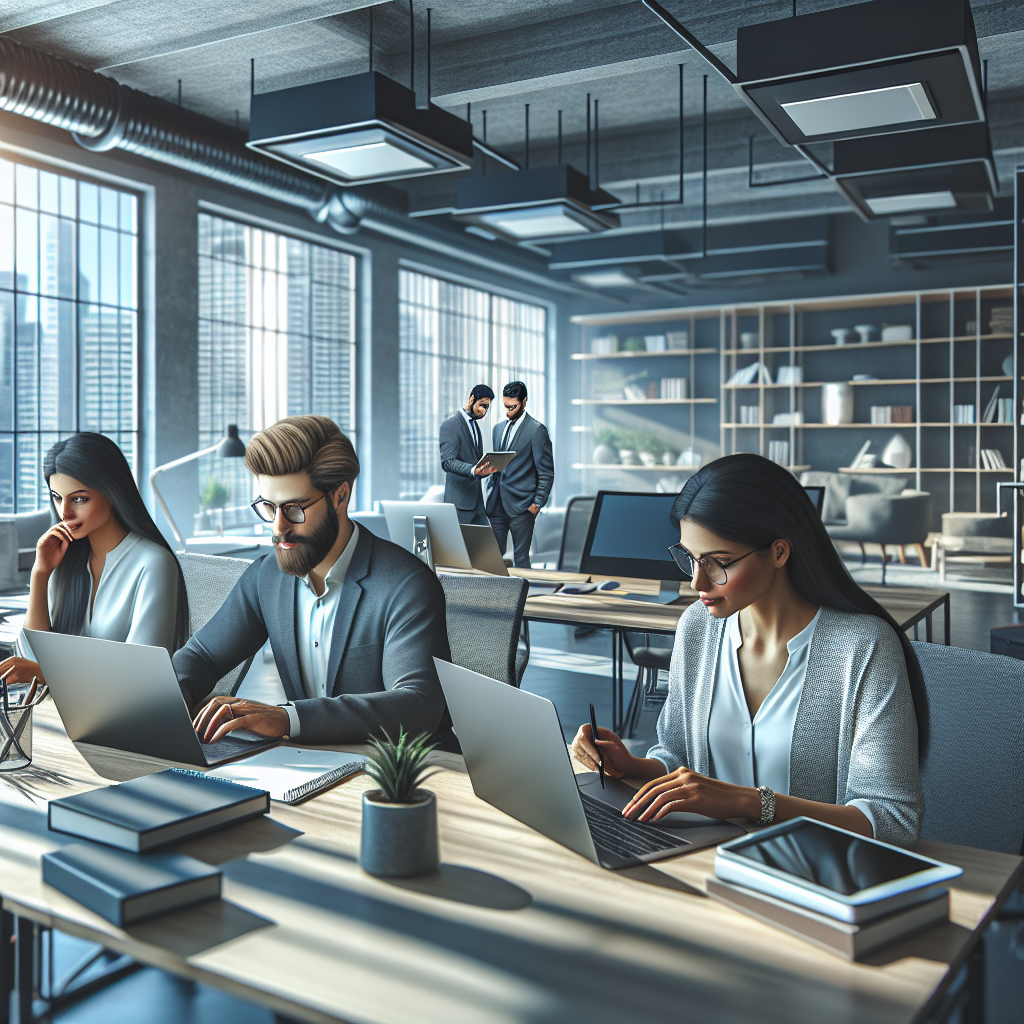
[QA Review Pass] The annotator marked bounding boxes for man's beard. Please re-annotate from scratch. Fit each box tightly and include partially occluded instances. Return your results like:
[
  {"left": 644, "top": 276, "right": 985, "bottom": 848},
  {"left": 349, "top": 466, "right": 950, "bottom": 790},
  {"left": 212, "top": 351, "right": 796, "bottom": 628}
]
[{"left": 273, "top": 500, "right": 339, "bottom": 577}]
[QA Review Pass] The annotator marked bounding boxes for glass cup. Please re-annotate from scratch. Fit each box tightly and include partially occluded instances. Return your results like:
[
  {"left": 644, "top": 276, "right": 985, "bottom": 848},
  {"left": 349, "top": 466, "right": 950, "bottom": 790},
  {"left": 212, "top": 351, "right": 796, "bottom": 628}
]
[{"left": 0, "top": 703, "right": 33, "bottom": 771}]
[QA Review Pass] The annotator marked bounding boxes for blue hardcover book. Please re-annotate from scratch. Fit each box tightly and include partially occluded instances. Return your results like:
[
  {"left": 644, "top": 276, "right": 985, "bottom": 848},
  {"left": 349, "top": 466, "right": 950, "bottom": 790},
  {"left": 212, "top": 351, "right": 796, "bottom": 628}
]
[
  {"left": 42, "top": 843, "right": 222, "bottom": 926},
  {"left": 48, "top": 769, "right": 269, "bottom": 852}
]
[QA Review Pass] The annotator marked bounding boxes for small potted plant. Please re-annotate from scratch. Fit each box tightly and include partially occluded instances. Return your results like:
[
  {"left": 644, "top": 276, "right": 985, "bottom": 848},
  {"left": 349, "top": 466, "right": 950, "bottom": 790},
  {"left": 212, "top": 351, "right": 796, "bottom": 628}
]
[
  {"left": 359, "top": 728, "right": 439, "bottom": 878},
  {"left": 591, "top": 429, "right": 620, "bottom": 465}
]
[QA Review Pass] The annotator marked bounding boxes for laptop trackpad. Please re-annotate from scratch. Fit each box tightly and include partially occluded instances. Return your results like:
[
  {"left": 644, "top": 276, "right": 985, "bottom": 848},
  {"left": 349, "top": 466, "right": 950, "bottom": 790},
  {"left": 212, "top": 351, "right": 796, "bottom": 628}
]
[{"left": 577, "top": 773, "right": 730, "bottom": 828}]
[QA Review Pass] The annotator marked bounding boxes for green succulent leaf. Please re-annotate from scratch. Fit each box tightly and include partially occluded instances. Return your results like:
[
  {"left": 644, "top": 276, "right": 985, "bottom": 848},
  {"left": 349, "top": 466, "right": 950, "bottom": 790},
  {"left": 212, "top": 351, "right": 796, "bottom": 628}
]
[{"left": 363, "top": 727, "right": 438, "bottom": 804}]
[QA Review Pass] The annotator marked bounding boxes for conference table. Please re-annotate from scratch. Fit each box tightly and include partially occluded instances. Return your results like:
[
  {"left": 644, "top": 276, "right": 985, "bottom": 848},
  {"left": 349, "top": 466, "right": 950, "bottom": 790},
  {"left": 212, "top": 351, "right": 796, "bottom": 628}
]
[
  {"left": 517, "top": 572, "right": 951, "bottom": 732},
  {"left": 1, "top": 703, "right": 1019, "bottom": 1024}
]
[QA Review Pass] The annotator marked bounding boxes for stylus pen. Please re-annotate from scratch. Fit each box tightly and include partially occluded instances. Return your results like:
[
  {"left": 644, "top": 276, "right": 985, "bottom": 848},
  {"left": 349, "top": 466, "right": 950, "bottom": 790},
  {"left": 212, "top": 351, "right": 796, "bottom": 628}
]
[{"left": 588, "top": 702, "right": 605, "bottom": 789}]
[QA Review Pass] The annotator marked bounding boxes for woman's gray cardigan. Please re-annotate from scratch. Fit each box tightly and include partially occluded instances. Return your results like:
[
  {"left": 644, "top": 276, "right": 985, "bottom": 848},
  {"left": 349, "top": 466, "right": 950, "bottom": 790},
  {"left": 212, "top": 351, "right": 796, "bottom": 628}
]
[{"left": 647, "top": 603, "right": 924, "bottom": 848}]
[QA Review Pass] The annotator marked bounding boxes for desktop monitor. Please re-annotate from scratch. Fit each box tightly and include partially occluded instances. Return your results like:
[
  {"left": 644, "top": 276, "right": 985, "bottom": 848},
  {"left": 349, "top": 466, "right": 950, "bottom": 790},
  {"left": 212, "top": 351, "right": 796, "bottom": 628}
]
[
  {"left": 579, "top": 491, "right": 686, "bottom": 582},
  {"left": 380, "top": 501, "right": 472, "bottom": 569}
]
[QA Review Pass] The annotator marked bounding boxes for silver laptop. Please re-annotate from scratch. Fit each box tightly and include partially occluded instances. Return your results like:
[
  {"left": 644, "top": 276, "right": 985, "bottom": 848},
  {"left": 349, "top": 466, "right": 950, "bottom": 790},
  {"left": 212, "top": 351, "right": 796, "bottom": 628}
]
[
  {"left": 434, "top": 658, "right": 745, "bottom": 869},
  {"left": 24, "top": 629, "right": 280, "bottom": 767},
  {"left": 460, "top": 525, "right": 509, "bottom": 576}
]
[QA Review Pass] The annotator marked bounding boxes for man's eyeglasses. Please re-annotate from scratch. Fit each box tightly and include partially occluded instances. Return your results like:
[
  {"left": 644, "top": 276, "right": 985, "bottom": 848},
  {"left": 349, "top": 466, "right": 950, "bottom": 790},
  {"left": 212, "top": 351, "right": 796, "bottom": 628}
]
[
  {"left": 250, "top": 492, "right": 326, "bottom": 525},
  {"left": 667, "top": 543, "right": 770, "bottom": 586}
]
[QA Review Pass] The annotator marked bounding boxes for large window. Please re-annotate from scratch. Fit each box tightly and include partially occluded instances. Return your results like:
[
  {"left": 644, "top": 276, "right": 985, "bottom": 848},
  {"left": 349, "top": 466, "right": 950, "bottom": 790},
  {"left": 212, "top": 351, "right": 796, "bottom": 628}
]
[
  {"left": 398, "top": 269, "right": 547, "bottom": 500},
  {"left": 197, "top": 214, "right": 357, "bottom": 524},
  {"left": 0, "top": 158, "right": 138, "bottom": 512}
]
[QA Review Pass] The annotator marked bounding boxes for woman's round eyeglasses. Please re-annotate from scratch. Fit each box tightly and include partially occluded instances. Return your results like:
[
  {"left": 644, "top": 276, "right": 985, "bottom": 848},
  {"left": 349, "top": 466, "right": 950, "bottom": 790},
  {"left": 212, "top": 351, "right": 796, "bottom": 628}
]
[
  {"left": 667, "top": 543, "right": 769, "bottom": 586},
  {"left": 250, "top": 492, "right": 326, "bottom": 525}
]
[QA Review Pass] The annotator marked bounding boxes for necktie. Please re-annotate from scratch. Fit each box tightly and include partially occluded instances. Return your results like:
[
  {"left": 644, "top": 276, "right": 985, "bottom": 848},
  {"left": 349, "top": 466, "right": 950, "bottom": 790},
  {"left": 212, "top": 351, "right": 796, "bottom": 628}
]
[
  {"left": 501, "top": 420, "right": 514, "bottom": 451},
  {"left": 472, "top": 417, "right": 481, "bottom": 453}
]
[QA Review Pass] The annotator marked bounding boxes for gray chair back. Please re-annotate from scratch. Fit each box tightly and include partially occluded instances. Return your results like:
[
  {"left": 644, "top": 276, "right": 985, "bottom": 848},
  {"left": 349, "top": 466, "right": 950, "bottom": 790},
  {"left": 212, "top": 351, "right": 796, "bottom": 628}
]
[
  {"left": 912, "top": 641, "right": 1024, "bottom": 854},
  {"left": 558, "top": 495, "right": 595, "bottom": 572},
  {"left": 177, "top": 552, "right": 254, "bottom": 697},
  {"left": 439, "top": 573, "right": 529, "bottom": 687}
]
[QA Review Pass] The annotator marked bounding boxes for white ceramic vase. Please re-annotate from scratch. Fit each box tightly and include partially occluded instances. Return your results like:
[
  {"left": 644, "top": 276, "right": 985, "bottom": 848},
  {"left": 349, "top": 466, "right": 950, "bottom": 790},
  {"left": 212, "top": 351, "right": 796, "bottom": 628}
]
[
  {"left": 822, "top": 383, "right": 854, "bottom": 425},
  {"left": 592, "top": 444, "right": 619, "bottom": 465},
  {"left": 881, "top": 433, "right": 913, "bottom": 470}
]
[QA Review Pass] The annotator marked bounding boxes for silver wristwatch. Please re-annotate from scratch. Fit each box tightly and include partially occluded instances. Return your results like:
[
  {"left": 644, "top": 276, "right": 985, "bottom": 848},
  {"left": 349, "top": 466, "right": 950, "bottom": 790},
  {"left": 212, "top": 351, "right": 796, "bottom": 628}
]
[{"left": 757, "top": 785, "right": 776, "bottom": 826}]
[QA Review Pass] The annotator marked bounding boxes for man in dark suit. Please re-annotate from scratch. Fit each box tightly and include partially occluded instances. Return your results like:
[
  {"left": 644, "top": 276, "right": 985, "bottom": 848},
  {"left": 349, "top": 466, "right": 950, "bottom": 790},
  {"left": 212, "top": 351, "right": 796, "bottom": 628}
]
[
  {"left": 439, "top": 384, "right": 497, "bottom": 526},
  {"left": 486, "top": 381, "right": 554, "bottom": 568},
  {"left": 175, "top": 415, "right": 454, "bottom": 748}
]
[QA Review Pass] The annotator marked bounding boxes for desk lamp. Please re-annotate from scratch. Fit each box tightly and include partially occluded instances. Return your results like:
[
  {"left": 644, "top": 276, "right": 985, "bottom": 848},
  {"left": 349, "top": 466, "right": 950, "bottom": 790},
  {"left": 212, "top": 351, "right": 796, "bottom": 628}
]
[{"left": 150, "top": 426, "right": 246, "bottom": 549}]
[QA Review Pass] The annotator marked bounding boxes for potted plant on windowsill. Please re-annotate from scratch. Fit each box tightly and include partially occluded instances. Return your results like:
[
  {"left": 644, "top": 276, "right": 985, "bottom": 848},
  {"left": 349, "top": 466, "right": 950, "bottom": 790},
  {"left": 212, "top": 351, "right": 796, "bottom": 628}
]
[{"left": 359, "top": 728, "right": 439, "bottom": 878}]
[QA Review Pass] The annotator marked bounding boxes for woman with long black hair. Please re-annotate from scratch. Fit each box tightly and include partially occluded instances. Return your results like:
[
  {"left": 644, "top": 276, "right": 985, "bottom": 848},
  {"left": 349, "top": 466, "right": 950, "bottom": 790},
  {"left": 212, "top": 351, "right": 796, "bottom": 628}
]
[
  {"left": 572, "top": 453, "right": 925, "bottom": 849},
  {"left": 0, "top": 433, "right": 188, "bottom": 687}
]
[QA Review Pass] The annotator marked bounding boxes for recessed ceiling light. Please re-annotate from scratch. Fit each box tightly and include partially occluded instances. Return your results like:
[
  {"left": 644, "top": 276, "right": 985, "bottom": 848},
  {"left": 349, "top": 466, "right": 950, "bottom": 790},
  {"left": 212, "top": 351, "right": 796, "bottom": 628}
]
[
  {"left": 572, "top": 269, "right": 637, "bottom": 288},
  {"left": 782, "top": 83, "right": 935, "bottom": 137},
  {"left": 865, "top": 190, "right": 957, "bottom": 215},
  {"left": 454, "top": 165, "right": 620, "bottom": 243},
  {"left": 248, "top": 72, "right": 473, "bottom": 186}
]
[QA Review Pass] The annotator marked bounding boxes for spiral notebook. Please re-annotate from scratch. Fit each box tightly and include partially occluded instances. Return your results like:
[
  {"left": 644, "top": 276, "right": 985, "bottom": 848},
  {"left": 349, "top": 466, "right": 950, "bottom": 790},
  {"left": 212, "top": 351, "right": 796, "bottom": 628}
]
[{"left": 207, "top": 748, "right": 366, "bottom": 804}]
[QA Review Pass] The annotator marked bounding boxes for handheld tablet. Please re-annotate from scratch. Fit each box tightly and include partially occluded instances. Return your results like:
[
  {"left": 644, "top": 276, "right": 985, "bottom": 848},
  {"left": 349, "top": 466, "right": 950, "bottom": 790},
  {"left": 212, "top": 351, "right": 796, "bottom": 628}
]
[
  {"left": 715, "top": 817, "right": 962, "bottom": 923},
  {"left": 474, "top": 451, "right": 517, "bottom": 472}
]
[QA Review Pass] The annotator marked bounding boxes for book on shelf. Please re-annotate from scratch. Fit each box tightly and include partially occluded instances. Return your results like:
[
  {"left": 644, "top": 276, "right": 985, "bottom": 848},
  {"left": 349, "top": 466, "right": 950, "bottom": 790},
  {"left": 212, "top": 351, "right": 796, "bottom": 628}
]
[
  {"left": 954, "top": 404, "right": 976, "bottom": 424},
  {"left": 776, "top": 366, "right": 803, "bottom": 386},
  {"left": 726, "top": 362, "right": 759, "bottom": 386},
  {"left": 48, "top": 768, "right": 270, "bottom": 852},
  {"left": 660, "top": 377, "right": 688, "bottom": 400},
  {"left": 666, "top": 330, "right": 689, "bottom": 350},
  {"left": 739, "top": 405, "right": 760, "bottom": 424},
  {"left": 998, "top": 398, "right": 1014, "bottom": 423},
  {"left": 705, "top": 877, "right": 950, "bottom": 961},
  {"left": 982, "top": 386, "right": 1000, "bottom": 424},
  {"left": 42, "top": 843, "right": 222, "bottom": 927},
  {"left": 988, "top": 306, "right": 1013, "bottom": 333},
  {"left": 772, "top": 412, "right": 803, "bottom": 425},
  {"left": 980, "top": 449, "right": 1007, "bottom": 470},
  {"left": 768, "top": 440, "right": 789, "bottom": 466},
  {"left": 870, "top": 406, "right": 914, "bottom": 424},
  {"left": 623, "top": 384, "right": 647, "bottom": 401},
  {"left": 643, "top": 334, "right": 667, "bottom": 352},
  {"left": 590, "top": 335, "right": 617, "bottom": 354}
]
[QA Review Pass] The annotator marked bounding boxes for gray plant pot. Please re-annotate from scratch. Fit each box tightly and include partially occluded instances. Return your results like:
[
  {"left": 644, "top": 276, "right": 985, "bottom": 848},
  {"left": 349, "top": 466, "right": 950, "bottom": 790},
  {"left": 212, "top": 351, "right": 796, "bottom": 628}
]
[{"left": 360, "top": 789, "right": 438, "bottom": 878}]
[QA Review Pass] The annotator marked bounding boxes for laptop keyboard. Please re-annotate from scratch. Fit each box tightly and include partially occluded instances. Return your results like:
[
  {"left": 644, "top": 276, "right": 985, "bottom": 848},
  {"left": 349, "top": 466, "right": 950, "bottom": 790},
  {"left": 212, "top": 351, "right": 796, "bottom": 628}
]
[
  {"left": 581, "top": 793, "right": 687, "bottom": 859},
  {"left": 201, "top": 734, "right": 274, "bottom": 762}
]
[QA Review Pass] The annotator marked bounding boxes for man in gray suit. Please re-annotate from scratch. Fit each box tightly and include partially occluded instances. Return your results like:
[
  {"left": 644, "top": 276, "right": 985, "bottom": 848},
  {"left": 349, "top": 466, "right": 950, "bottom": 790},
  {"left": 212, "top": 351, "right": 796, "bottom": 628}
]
[
  {"left": 177, "top": 415, "right": 454, "bottom": 749},
  {"left": 486, "top": 381, "right": 554, "bottom": 568},
  {"left": 438, "top": 384, "right": 497, "bottom": 526}
]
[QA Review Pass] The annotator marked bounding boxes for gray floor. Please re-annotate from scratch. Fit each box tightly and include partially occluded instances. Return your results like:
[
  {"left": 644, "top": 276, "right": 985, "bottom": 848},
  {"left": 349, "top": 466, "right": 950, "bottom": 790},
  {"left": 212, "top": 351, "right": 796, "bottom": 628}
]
[{"left": 31, "top": 582, "right": 1023, "bottom": 1024}]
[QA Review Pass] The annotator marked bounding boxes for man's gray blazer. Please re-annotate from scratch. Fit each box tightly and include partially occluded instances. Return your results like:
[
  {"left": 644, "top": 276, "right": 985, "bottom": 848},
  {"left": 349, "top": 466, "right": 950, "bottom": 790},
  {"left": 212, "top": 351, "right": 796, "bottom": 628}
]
[
  {"left": 439, "top": 411, "right": 484, "bottom": 511},
  {"left": 490, "top": 412, "right": 554, "bottom": 516},
  {"left": 173, "top": 528, "right": 454, "bottom": 747}
]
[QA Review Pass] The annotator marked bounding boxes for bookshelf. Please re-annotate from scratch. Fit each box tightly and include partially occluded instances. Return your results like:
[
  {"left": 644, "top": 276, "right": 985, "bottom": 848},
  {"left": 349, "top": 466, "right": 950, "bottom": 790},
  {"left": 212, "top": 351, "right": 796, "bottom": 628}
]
[{"left": 573, "top": 286, "right": 1015, "bottom": 523}]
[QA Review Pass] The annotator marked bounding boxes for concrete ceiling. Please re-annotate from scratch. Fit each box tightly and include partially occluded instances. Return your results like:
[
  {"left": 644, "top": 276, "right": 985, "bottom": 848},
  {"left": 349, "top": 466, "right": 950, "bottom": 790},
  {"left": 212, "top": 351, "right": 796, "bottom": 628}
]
[{"left": 3, "top": 1, "right": 1022, "bottom": 242}]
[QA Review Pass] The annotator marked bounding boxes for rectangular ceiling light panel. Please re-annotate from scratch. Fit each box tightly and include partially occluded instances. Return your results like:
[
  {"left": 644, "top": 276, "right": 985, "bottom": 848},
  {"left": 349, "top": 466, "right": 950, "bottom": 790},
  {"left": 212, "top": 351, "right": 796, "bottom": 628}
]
[
  {"left": 782, "top": 83, "right": 935, "bottom": 137},
  {"left": 864, "top": 190, "right": 957, "bottom": 215},
  {"left": 477, "top": 204, "right": 597, "bottom": 240}
]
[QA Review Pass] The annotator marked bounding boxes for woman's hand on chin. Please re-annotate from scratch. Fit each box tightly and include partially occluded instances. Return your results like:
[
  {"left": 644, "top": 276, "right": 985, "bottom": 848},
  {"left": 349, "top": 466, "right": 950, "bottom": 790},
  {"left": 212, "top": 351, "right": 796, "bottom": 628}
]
[
  {"left": 33, "top": 523, "right": 75, "bottom": 577},
  {"left": 622, "top": 766, "right": 759, "bottom": 822}
]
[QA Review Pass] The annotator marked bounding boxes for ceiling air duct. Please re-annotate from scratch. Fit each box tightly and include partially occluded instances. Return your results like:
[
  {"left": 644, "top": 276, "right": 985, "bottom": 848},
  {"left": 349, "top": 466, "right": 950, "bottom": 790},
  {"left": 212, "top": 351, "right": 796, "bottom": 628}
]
[{"left": 453, "top": 165, "right": 619, "bottom": 242}]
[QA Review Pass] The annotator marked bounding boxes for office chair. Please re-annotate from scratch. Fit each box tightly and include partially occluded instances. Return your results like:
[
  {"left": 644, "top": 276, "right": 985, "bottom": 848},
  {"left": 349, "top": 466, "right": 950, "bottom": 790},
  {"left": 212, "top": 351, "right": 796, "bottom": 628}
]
[
  {"left": 557, "top": 495, "right": 596, "bottom": 572},
  {"left": 912, "top": 641, "right": 1024, "bottom": 855},
  {"left": 621, "top": 634, "right": 673, "bottom": 738},
  {"left": 438, "top": 573, "right": 529, "bottom": 686},
  {"left": 177, "top": 552, "right": 255, "bottom": 696}
]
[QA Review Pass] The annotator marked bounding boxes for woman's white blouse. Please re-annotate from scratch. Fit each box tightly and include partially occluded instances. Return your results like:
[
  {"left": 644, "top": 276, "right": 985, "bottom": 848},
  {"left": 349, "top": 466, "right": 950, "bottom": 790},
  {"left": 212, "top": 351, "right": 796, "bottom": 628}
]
[
  {"left": 705, "top": 606, "right": 877, "bottom": 834},
  {"left": 707, "top": 608, "right": 820, "bottom": 795},
  {"left": 48, "top": 533, "right": 180, "bottom": 653}
]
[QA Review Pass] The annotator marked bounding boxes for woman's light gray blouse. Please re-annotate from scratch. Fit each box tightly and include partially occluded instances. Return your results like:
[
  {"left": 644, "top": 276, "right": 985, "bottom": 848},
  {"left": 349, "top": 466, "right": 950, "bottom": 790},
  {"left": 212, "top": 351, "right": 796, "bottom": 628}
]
[
  {"left": 647, "top": 603, "right": 924, "bottom": 848},
  {"left": 48, "top": 533, "right": 180, "bottom": 653}
]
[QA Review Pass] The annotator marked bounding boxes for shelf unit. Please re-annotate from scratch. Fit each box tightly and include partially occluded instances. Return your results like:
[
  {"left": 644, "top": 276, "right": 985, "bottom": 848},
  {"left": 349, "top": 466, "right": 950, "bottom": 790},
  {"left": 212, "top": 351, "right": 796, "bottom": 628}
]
[{"left": 573, "top": 286, "right": 1015, "bottom": 520}]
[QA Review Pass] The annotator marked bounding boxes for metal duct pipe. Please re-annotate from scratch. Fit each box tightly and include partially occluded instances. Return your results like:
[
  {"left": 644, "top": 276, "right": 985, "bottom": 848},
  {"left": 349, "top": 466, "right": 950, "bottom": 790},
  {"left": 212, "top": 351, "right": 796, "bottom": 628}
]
[{"left": 0, "top": 35, "right": 331, "bottom": 215}]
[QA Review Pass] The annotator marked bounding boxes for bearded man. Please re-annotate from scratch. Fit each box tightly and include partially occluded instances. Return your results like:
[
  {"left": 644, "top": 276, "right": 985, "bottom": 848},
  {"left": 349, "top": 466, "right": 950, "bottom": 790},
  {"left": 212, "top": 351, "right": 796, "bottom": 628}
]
[{"left": 174, "top": 415, "right": 454, "bottom": 748}]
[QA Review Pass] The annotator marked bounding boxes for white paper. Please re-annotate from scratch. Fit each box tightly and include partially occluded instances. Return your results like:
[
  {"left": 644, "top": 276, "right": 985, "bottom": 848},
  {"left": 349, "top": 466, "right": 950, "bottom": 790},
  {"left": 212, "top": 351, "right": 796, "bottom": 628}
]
[{"left": 208, "top": 747, "right": 366, "bottom": 801}]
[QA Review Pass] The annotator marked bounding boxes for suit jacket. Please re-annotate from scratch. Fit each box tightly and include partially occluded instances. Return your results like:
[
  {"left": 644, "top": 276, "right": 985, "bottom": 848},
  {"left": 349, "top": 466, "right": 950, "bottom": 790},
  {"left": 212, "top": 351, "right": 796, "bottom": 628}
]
[
  {"left": 172, "top": 528, "right": 454, "bottom": 747},
  {"left": 439, "top": 411, "right": 484, "bottom": 511},
  {"left": 490, "top": 412, "right": 555, "bottom": 516}
]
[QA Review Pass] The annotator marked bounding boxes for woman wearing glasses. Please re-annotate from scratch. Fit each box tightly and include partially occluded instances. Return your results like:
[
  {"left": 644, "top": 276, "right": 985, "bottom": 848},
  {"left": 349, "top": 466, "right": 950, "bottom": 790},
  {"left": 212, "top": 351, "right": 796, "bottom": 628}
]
[
  {"left": 0, "top": 433, "right": 188, "bottom": 689},
  {"left": 572, "top": 453, "right": 925, "bottom": 848}
]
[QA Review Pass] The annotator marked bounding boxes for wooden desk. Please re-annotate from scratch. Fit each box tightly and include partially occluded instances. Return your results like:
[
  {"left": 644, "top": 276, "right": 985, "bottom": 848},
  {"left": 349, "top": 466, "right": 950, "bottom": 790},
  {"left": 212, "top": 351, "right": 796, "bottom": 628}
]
[
  {"left": 523, "top": 581, "right": 950, "bottom": 729},
  {"left": 1, "top": 704, "right": 1019, "bottom": 1024}
]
